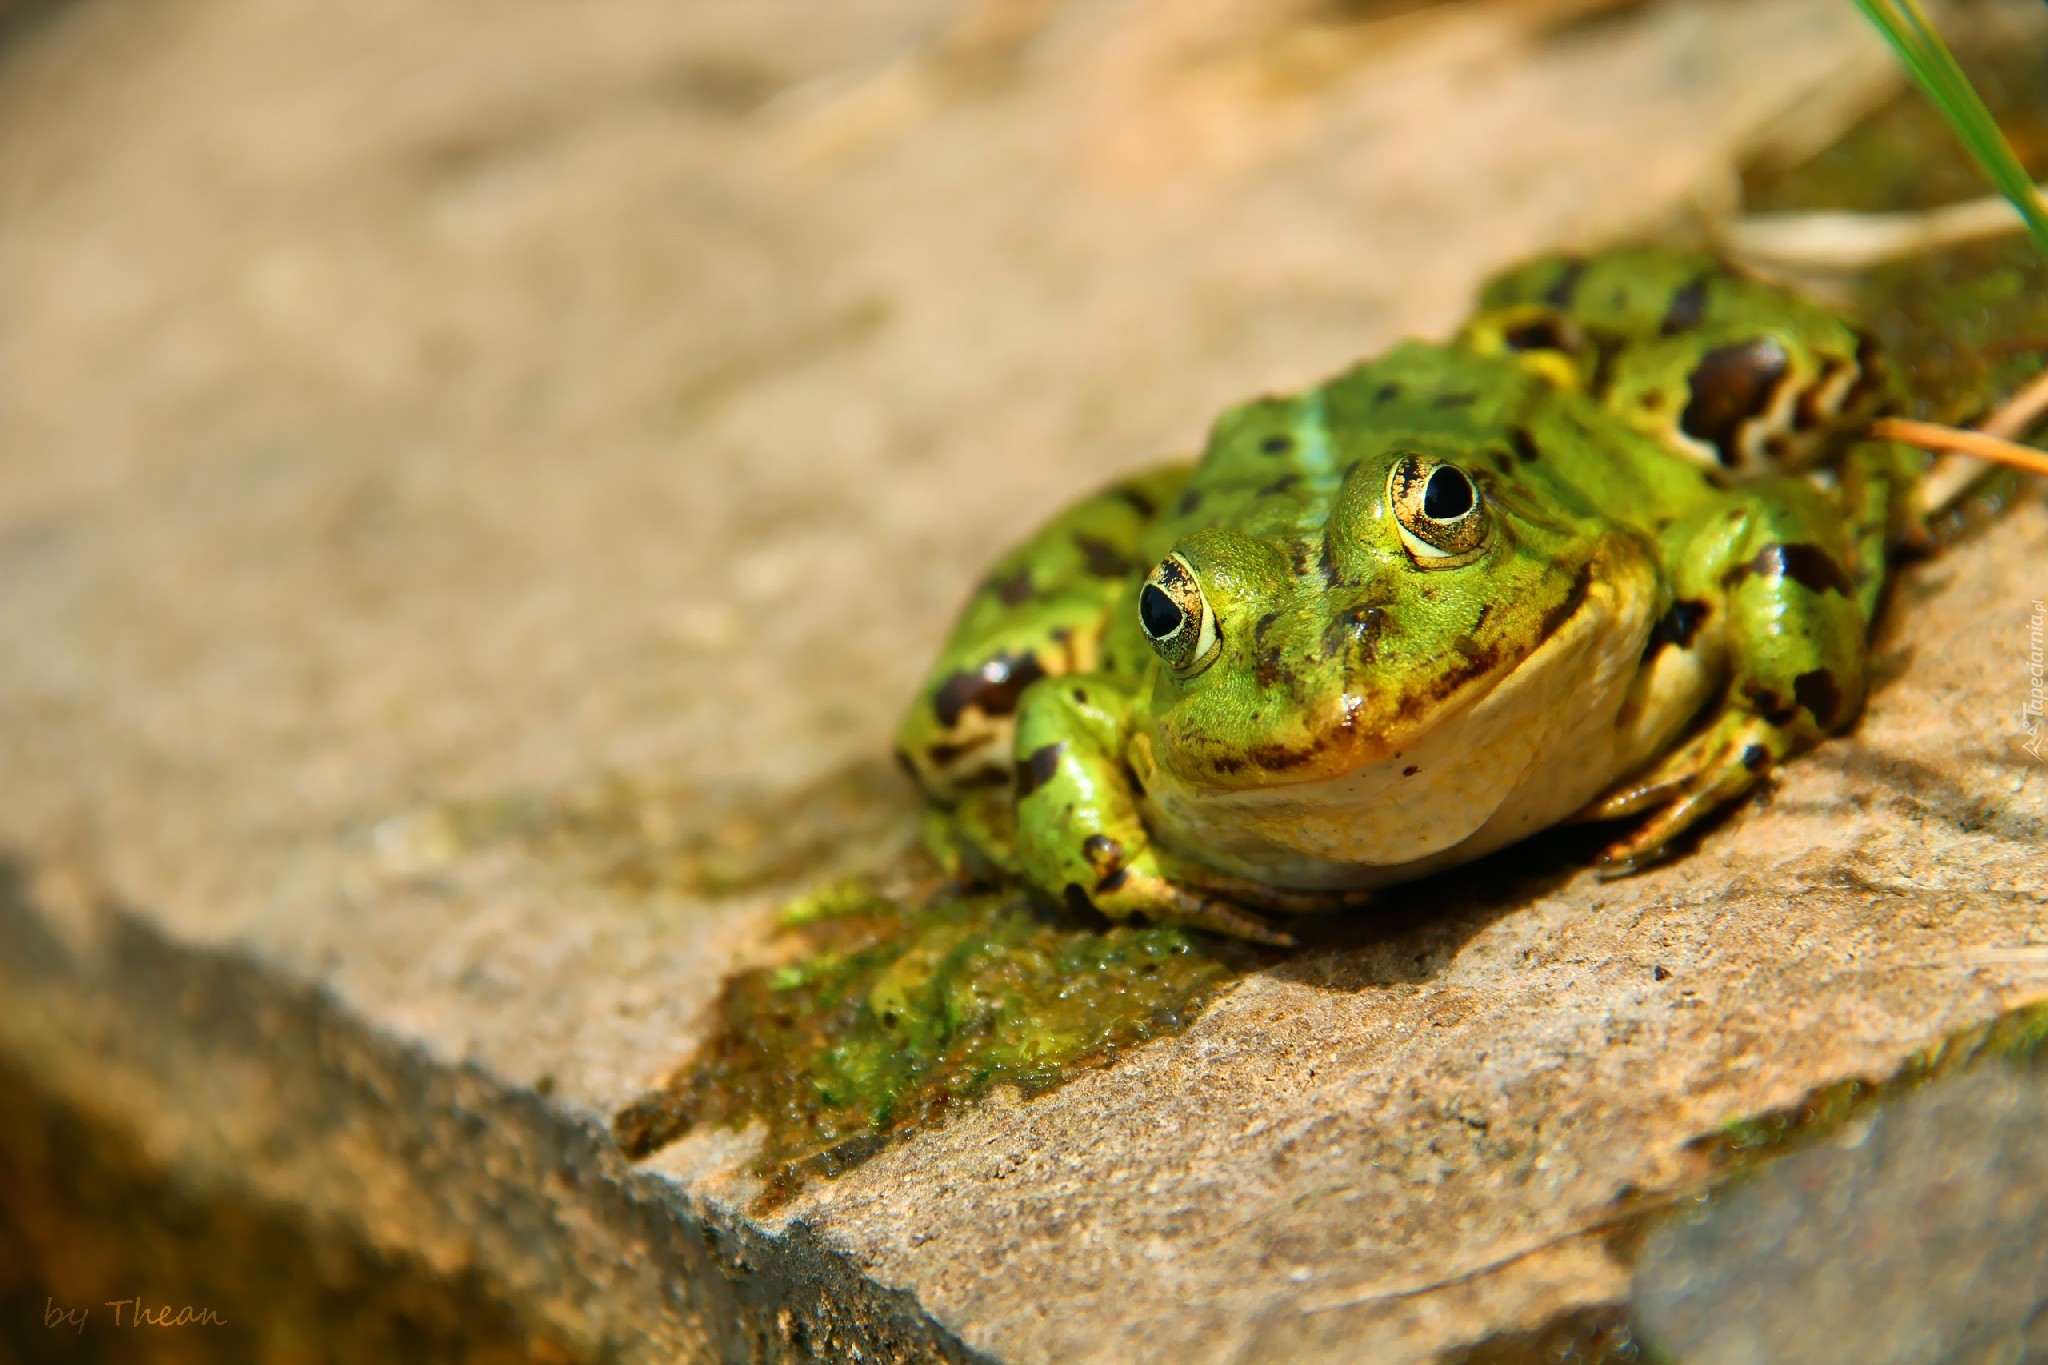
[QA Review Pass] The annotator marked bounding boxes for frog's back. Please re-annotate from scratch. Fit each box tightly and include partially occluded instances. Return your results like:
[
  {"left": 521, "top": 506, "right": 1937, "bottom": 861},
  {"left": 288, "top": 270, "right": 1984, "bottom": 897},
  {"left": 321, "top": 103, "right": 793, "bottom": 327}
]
[{"left": 1169, "top": 340, "right": 1715, "bottom": 553}]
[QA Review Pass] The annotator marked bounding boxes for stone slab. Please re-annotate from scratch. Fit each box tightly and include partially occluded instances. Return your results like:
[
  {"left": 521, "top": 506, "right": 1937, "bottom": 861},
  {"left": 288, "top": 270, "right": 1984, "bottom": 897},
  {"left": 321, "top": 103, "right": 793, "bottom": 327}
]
[{"left": 1, "top": 0, "right": 2044, "bottom": 1360}]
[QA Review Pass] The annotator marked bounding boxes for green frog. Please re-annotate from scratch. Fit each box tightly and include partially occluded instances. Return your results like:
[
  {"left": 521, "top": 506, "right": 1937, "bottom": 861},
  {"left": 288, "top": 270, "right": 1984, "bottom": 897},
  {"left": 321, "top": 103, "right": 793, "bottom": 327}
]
[{"left": 895, "top": 247, "right": 1925, "bottom": 942}]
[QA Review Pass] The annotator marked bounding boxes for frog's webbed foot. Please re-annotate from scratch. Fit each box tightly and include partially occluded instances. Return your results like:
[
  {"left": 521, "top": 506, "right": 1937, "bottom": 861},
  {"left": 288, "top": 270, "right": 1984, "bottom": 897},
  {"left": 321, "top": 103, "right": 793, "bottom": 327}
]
[{"left": 1589, "top": 709, "right": 1792, "bottom": 875}]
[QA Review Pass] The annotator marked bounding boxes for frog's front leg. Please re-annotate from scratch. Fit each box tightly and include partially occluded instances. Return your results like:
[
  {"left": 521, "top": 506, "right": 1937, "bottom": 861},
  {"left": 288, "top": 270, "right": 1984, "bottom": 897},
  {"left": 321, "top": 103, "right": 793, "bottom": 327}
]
[
  {"left": 1011, "top": 675, "right": 1297, "bottom": 945},
  {"left": 1594, "top": 477, "right": 1871, "bottom": 871}
]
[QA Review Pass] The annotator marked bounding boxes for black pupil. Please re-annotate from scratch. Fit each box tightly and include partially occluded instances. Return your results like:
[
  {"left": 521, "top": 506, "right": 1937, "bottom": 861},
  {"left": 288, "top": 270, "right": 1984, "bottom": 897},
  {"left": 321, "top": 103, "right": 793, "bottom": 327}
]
[
  {"left": 1139, "top": 583, "right": 1185, "bottom": 639},
  {"left": 1422, "top": 466, "right": 1475, "bottom": 520}
]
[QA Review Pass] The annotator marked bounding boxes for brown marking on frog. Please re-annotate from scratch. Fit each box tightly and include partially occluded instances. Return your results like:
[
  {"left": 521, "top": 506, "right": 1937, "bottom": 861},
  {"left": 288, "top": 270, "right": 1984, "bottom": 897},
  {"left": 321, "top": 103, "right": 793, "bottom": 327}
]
[
  {"left": 1741, "top": 682, "right": 1801, "bottom": 727},
  {"left": 1641, "top": 598, "right": 1710, "bottom": 661},
  {"left": 933, "top": 651, "right": 1048, "bottom": 727},
  {"left": 986, "top": 564, "right": 1036, "bottom": 606},
  {"left": 1112, "top": 484, "right": 1159, "bottom": 518},
  {"left": 1681, "top": 336, "right": 1790, "bottom": 467},
  {"left": 1015, "top": 741, "right": 1065, "bottom": 797},
  {"left": 1081, "top": 833, "right": 1126, "bottom": 892},
  {"left": 926, "top": 734, "right": 994, "bottom": 769},
  {"left": 1542, "top": 258, "right": 1586, "bottom": 309},
  {"left": 1075, "top": 534, "right": 1133, "bottom": 578},
  {"left": 1794, "top": 667, "right": 1847, "bottom": 729},
  {"left": 1722, "top": 543, "right": 1853, "bottom": 597}
]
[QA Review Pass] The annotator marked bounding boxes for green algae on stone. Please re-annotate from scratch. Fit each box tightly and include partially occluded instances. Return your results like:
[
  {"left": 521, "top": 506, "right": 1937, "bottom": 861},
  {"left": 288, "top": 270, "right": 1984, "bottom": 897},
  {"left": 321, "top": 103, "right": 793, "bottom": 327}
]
[
  {"left": 1687, "top": 997, "right": 2048, "bottom": 1180},
  {"left": 613, "top": 872, "right": 1262, "bottom": 1207},
  {"left": 1855, "top": 235, "right": 2048, "bottom": 427}
]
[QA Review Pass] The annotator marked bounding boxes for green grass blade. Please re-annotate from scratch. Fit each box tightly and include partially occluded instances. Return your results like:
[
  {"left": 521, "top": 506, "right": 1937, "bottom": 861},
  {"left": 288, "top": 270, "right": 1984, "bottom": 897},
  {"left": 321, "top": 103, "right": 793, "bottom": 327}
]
[{"left": 1851, "top": 0, "right": 2048, "bottom": 259}]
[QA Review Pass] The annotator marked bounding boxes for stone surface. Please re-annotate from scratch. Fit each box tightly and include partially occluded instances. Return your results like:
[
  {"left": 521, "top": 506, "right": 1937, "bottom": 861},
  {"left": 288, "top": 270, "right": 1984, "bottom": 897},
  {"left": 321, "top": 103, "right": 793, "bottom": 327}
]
[
  {"left": 1, "top": 0, "right": 2046, "bottom": 1360},
  {"left": 1634, "top": 1063, "right": 2048, "bottom": 1365}
]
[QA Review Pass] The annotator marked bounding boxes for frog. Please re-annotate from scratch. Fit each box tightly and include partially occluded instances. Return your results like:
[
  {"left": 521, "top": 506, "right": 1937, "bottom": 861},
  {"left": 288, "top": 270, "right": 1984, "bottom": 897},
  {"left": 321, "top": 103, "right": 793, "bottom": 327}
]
[{"left": 894, "top": 246, "right": 1924, "bottom": 943}]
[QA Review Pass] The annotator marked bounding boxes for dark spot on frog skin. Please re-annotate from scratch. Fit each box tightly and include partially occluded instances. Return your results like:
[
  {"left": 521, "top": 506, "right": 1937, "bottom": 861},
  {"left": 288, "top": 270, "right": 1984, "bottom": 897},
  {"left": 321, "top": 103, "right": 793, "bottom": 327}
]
[
  {"left": 1112, "top": 484, "right": 1159, "bottom": 518},
  {"left": 1321, "top": 604, "right": 1385, "bottom": 664},
  {"left": 1015, "top": 742, "right": 1065, "bottom": 797},
  {"left": 1641, "top": 597, "right": 1710, "bottom": 660},
  {"left": 1842, "top": 333, "right": 1887, "bottom": 415},
  {"left": 1542, "top": 258, "right": 1586, "bottom": 309},
  {"left": 1721, "top": 543, "right": 1853, "bottom": 597},
  {"left": 1536, "top": 561, "right": 1595, "bottom": 643},
  {"left": 1074, "top": 533, "right": 1133, "bottom": 578},
  {"left": 1176, "top": 488, "right": 1205, "bottom": 517},
  {"left": 1251, "top": 611, "right": 1287, "bottom": 689},
  {"left": 1316, "top": 537, "right": 1344, "bottom": 589},
  {"left": 1794, "top": 667, "right": 1846, "bottom": 729},
  {"left": 1402, "top": 765, "right": 1421, "bottom": 777},
  {"left": 893, "top": 746, "right": 922, "bottom": 787},
  {"left": 1681, "top": 336, "right": 1790, "bottom": 467},
  {"left": 926, "top": 735, "right": 993, "bottom": 769},
  {"left": 1509, "top": 426, "right": 1541, "bottom": 463},
  {"left": 986, "top": 564, "right": 1036, "bottom": 606},
  {"left": 1588, "top": 336, "right": 1624, "bottom": 397},
  {"left": 1394, "top": 638, "right": 1506, "bottom": 727},
  {"left": 1071, "top": 687, "right": 1088, "bottom": 705},
  {"left": 1433, "top": 391, "right": 1478, "bottom": 409},
  {"left": 1741, "top": 683, "right": 1801, "bottom": 728},
  {"left": 1062, "top": 883, "right": 1096, "bottom": 916},
  {"left": 1373, "top": 382, "right": 1403, "bottom": 405},
  {"left": 1503, "top": 315, "right": 1578, "bottom": 353},
  {"left": 1081, "top": 834, "right": 1127, "bottom": 891},
  {"left": 1658, "top": 275, "right": 1711, "bottom": 335},
  {"left": 1249, "top": 741, "right": 1313, "bottom": 771},
  {"left": 1470, "top": 603, "right": 1493, "bottom": 634},
  {"left": 1260, "top": 433, "right": 1295, "bottom": 455},
  {"left": 1259, "top": 473, "right": 1301, "bottom": 497},
  {"left": 1740, "top": 743, "right": 1771, "bottom": 772},
  {"left": 933, "top": 651, "right": 1047, "bottom": 727}
]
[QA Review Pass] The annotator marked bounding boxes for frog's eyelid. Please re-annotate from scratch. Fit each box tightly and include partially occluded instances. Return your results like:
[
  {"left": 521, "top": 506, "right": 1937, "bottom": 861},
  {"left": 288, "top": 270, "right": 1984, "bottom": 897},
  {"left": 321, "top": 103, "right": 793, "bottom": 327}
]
[{"left": 1396, "top": 523, "right": 1461, "bottom": 559}]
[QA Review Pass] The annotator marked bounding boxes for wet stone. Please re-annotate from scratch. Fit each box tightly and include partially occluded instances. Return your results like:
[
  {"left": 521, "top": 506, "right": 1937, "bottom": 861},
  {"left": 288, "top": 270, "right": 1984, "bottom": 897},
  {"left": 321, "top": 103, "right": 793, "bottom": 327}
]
[{"left": 1633, "top": 1063, "right": 2048, "bottom": 1365}]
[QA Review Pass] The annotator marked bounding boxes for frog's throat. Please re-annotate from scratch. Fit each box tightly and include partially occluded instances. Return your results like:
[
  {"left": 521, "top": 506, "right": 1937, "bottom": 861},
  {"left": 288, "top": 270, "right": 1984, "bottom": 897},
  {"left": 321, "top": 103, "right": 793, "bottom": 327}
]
[{"left": 1131, "top": 568, "right": 1658, "bottom": 888}]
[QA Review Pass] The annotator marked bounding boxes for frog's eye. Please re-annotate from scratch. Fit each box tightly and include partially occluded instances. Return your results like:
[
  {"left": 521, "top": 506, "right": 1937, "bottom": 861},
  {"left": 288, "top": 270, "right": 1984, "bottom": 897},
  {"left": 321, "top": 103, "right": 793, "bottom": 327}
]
[
  {"left": 1387, "top": 454, "right": 1489, "bottom": 565},
  {"left": 1138, "top": 553, "right": 1220, "bottom": 675}
]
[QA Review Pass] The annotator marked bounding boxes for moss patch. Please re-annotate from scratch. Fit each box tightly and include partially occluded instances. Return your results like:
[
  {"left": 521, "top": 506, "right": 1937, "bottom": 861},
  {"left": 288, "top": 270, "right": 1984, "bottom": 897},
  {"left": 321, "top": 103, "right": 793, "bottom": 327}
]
[{"left": 613, "top": 870, "right": 1264, "bottom": 1208}]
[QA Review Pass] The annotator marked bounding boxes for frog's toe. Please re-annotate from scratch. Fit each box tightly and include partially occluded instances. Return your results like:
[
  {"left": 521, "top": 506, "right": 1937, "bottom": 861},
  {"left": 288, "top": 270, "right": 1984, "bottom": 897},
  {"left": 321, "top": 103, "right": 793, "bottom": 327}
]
[
  {"left": 1596, "top": 715, "right": 1790, "bottom": 874},
  {"left": 1079, "top": 868, "right": 1297, "bottom": 946}
]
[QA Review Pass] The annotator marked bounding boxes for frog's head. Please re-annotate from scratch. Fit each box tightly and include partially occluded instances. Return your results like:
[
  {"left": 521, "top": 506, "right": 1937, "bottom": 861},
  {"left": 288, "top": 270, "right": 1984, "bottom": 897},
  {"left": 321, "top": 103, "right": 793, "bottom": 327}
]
[{"left": 1130, "top": 432, "right": 1638, "bottom": 793}]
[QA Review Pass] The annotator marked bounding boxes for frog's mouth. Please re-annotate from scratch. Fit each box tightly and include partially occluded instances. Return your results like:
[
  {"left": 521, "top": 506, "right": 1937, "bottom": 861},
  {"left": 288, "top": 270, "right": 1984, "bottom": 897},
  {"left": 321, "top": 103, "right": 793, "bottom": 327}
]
[
  {"left": 1135, "top": 558, "right": 1650, "bottom": 886},
  {"left": 1203, "top": 558, "right": 1601, "bottom": 789}
]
